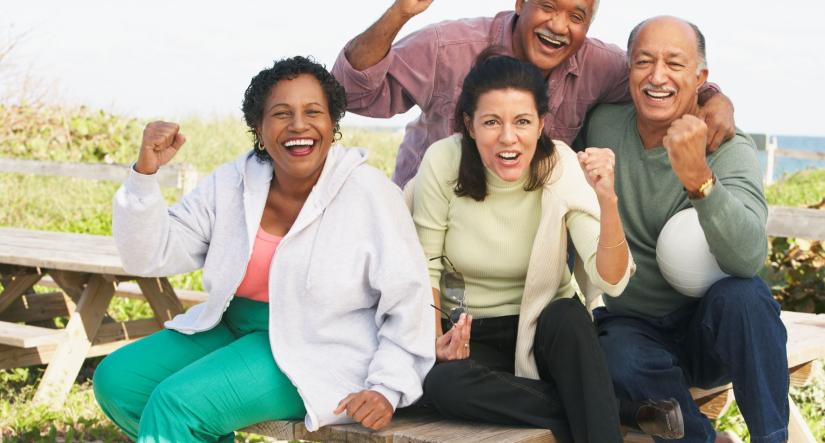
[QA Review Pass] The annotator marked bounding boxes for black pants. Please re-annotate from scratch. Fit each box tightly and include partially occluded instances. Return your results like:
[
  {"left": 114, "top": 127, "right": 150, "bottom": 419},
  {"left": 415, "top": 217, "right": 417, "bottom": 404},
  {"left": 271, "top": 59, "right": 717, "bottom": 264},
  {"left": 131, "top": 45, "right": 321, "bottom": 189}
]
[{"left": 423, "top": 297, "right": 623, "bottom": 443}]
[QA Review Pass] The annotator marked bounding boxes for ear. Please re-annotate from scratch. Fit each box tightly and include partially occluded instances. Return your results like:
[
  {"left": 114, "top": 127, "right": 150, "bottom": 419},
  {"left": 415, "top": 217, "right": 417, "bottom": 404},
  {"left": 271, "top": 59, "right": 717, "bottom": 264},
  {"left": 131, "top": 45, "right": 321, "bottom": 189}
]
[
  {"left": 538, "top": 118, "right": 545, "bottom": 138},
  {"left": 697, "top": 68, "right": 709, "bottom": 87},
  {"left": 515, "top": 0, "right": 526, "bottom": 15},
  {"left": 464, "top": 114, "right": 476, "bottom": 139}
]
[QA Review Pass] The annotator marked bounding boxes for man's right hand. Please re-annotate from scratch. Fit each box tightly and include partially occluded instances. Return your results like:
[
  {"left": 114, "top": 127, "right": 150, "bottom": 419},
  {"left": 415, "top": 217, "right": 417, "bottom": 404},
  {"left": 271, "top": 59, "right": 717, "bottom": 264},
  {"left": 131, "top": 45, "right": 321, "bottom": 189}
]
[
  {"left": 135, "top": 121, "right": 186, "bottom": 175},
  {"left": 391, "top": 0, "right": 434, "bottom": 19}
]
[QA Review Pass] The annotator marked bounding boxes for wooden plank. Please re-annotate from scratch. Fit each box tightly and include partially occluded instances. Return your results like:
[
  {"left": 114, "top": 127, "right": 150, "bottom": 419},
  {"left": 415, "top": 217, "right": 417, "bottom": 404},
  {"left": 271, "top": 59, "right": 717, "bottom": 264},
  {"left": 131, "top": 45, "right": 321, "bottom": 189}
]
[
  {"left": 93, "top": 318, "right": 160, "bottom": 343},
  {"left": 0, "top": 228, "right": 127, "bottom": 275},
  {"left": 788, "top": 395, "right": 817, "bottom": 443},
  {"left": 0, "top": 320, "right": 65, "bottom": 347},
  {"left": 0, "top": 272, "right": 43, "bottom": 313},
  {"left": 0, "top": 157, "right": 192, "bottom": 189},
  {"left": 623, "top": 431, "right": 654, "bottom": 443},
  {"left": 0, "top": 330, "right": 146, "bottom": 370},
  {"left": 38, "top": 276, "right": 208, "bottom": 306},
  {"left": 0, "top": 292, "right": 74, "bottom": 323},
  {"left": 766, "top": 207, "right": 825, "bottom": 240},
  {"left": 774, "top": 148, "right": 825, "bottom": 162},
  {"left": 49, "top": 270, "right": 91, "bottom": 301},
  {"left": 136, "top": 278, "right": 184, "bottom": 325},
  {"left": 0, "top": 244, "right": 125, "bottom": 275},
  {"left": 32, "top": 274, "right": 115, "bottom": 406},
  {"left": 695, "top": 389, "right": 734, "bottom": 420},
  {"left": 790, "top": 361, "right": 818, "bottom": 387}
]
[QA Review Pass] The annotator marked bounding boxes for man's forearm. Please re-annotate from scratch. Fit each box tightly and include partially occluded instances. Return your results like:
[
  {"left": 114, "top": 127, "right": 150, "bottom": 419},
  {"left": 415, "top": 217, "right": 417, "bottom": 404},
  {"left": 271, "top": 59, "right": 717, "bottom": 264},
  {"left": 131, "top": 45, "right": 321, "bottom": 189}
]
[{"left": 345, "top": 6, "right": 413, "bottom": 71}]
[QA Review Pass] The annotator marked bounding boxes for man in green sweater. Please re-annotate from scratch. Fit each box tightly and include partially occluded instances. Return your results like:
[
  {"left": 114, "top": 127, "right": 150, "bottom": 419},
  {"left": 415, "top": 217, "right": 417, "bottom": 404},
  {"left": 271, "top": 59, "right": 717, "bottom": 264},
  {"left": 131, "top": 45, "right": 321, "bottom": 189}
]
[{"left": 580, "top": 16, "right": 789, "bottom": 443}]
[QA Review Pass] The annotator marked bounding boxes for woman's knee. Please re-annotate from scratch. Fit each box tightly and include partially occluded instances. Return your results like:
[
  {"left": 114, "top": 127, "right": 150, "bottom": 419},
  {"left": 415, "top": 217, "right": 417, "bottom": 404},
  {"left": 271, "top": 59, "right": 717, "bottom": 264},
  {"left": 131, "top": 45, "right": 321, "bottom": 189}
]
[
  {"left": 536, "top": 297, "right": 593, "bottom": 342},
  {"left": 424, "top": 360, "right": 473, "bottom": 410}
]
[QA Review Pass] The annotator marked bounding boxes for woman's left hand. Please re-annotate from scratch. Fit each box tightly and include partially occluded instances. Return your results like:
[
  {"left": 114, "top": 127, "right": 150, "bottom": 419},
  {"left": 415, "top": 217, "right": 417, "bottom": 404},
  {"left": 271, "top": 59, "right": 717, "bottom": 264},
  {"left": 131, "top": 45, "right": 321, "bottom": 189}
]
[
  {"left": 334, "top": 390, "right": 394, "bottom": 430},
  {"left": 577, "top": 148, "right": 617, "bottom": 201}
]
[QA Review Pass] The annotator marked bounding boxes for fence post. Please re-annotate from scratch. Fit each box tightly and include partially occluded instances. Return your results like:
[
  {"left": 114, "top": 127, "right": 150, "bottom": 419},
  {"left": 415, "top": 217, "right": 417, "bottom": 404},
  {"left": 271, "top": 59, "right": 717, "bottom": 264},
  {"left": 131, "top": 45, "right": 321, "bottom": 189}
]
[{"left": 765, "top": 135, "right": 778, "bottom": 186}]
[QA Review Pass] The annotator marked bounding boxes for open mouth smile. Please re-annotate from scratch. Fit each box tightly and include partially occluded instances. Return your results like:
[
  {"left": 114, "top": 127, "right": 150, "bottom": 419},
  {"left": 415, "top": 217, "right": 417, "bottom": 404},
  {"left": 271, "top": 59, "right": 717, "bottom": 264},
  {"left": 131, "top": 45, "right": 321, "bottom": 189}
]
[
  {"left": 643, "top": 89, "right": 676, "bottom": 100},
  {"left": 496, "top": 151, "right": 522, "bottom": 164},
  {"left": 536, "top": 32, "right": 568, "bottom": 50},
  {"left": 282, "top": 138, "right": 317, "bottom": 156}
]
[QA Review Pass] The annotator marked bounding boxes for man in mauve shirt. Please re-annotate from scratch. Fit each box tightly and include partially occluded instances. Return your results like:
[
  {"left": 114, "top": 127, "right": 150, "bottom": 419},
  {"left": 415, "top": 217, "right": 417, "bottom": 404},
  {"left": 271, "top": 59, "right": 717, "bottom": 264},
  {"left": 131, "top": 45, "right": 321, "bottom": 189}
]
[{"left": 332, "top": 0, "right": 736, "bottom": 187}]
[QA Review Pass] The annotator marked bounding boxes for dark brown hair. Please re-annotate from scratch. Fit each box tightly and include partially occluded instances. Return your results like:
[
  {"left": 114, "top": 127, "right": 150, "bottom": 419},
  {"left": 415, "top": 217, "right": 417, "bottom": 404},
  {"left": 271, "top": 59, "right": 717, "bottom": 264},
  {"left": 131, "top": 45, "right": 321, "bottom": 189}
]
[{"left": 453, "top": 47, "right": 555, "bottom": 201}]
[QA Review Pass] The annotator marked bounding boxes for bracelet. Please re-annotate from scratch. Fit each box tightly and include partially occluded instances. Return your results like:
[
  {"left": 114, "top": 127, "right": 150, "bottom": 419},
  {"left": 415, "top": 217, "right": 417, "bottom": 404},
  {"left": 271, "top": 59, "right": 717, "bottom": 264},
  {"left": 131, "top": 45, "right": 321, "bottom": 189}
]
[{"left": 598, "top": 238, "right": 627, "bottom": 249}]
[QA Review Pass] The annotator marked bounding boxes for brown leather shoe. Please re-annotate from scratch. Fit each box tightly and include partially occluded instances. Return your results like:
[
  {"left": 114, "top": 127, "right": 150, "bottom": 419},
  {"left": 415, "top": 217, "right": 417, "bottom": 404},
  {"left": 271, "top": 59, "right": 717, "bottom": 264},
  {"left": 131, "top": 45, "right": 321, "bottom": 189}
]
[{"left": 636, "top": 398, "right": 685, "bottom": 440}]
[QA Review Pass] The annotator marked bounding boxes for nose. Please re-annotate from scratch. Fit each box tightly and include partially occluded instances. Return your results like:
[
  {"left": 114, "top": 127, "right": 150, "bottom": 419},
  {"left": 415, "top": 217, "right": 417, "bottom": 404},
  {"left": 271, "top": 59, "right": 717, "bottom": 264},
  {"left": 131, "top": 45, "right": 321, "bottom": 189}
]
[
  {"left": 289, "top": 113, "right": 309, "bottom": 132},
  {"left": 499, "top": 123, "right": 518, "bottom": 145},
  {"left": 650, "top": 60, "right": 668, "bottom": 86},
  {"left": 546, "top": 13, "right": 568, "bottom": 36}
]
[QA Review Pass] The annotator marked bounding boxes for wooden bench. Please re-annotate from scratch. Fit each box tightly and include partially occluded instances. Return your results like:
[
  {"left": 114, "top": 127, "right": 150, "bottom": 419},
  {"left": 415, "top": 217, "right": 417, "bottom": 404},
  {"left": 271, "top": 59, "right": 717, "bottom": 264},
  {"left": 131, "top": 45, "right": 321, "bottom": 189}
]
[
  {"left": 244, "top": 205, "right": 825, "bottom": 443},
  {"left": 0, "top": 157, "right": 203, "bottom": 408},
  {"left": 0, "top": 228, "right": 211, "bottom": 407}
]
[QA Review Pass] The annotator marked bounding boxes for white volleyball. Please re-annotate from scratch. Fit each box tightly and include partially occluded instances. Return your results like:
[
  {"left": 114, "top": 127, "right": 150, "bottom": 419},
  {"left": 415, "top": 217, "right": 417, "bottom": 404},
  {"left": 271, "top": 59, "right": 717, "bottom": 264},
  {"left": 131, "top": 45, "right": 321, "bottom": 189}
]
[{"left": 656, "top": 208, "right": 728, "bottom": 297}]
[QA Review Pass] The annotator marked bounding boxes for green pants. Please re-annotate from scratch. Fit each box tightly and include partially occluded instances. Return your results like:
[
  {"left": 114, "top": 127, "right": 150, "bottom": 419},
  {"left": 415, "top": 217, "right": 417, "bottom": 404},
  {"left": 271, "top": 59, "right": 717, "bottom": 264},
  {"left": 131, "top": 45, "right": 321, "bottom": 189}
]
[{"left": 93, "top": 297, "right": 306, "bottom": 442}]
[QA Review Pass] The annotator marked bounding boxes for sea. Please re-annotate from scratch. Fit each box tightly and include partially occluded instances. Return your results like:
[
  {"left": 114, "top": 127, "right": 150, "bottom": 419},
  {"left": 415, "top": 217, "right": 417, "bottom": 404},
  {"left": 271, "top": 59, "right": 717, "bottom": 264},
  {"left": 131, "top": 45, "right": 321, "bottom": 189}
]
[{"left": 756, "top": 135, "right": 825, "bottom": 181}]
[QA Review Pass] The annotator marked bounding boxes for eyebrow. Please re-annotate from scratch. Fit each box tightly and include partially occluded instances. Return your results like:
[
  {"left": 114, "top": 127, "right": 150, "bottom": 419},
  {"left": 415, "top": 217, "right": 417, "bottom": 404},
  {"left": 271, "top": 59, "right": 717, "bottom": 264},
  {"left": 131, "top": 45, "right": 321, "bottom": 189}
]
[
  {"left": 267, "top": 101, "right": 323, "bottom": 112},
  {"left": 635, "top": 49, "right": 687, "bottom": 59}
]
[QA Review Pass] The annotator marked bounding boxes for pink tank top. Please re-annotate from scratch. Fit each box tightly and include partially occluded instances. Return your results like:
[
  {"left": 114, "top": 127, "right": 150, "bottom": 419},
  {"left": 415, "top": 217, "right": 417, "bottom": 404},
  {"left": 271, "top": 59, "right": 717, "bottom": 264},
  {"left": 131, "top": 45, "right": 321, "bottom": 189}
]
[{"left": 235, "top": 226, "right": 283, "bottom": 302}]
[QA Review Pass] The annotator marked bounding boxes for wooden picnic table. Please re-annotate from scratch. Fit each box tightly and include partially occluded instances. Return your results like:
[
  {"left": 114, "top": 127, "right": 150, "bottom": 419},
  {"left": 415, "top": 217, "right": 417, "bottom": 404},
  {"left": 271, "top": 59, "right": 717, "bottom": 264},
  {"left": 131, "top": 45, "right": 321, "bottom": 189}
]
[{"left": 0, "top": 227, "right": 185, "bottom": 407}]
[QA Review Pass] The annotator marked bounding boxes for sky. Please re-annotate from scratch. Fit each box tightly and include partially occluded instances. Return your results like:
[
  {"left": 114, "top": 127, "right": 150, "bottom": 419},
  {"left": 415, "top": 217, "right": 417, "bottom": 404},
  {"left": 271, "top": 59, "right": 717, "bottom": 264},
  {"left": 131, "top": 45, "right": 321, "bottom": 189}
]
[{"left": 2, "top": 1, "right": 824, "bottom": 136}]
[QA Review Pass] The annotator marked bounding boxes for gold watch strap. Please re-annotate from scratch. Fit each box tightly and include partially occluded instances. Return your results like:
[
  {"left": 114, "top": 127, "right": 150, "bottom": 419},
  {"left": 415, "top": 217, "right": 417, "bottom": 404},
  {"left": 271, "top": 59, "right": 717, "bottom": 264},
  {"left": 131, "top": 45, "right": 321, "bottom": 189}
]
[{"left": 687, "top": 175, "right": 715, "bottom": 199}]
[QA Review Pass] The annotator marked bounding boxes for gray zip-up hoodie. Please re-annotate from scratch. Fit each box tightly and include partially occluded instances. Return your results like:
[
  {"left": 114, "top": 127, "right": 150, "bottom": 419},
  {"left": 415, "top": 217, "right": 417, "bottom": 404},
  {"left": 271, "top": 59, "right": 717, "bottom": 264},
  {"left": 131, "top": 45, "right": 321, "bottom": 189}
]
[{"left": 113, "top": 146, "right": 435, "bottom": 431}]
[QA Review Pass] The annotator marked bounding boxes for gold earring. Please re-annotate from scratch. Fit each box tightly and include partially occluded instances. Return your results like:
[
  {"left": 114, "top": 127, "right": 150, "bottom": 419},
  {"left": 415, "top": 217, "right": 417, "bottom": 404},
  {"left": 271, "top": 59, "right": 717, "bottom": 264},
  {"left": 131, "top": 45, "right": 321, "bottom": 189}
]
[{"left": 257, "top": 142, "right": 265, "bottom": 151}]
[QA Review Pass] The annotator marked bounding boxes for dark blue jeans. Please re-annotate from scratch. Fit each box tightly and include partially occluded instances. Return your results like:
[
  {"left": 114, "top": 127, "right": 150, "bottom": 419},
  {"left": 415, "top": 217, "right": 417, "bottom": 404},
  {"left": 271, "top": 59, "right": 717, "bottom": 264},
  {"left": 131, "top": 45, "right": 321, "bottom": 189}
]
[{"left": 594, "top": 277, "right": 789, "bottom": 443}]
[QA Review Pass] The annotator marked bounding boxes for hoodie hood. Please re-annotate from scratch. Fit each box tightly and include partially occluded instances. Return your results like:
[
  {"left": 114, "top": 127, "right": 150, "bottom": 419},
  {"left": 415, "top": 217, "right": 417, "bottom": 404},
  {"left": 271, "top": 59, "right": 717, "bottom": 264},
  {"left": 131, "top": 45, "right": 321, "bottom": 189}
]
[{"left": 232, "top": 145, "right": 369, "bottom": 247}]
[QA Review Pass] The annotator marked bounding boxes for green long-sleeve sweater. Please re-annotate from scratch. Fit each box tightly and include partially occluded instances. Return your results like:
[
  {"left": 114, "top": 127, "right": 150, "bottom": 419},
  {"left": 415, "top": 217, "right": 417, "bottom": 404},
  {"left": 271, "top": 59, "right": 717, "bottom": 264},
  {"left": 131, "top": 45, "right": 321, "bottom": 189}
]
[{"left": 581, "top": 104, "right": 768, "bottom": 318}]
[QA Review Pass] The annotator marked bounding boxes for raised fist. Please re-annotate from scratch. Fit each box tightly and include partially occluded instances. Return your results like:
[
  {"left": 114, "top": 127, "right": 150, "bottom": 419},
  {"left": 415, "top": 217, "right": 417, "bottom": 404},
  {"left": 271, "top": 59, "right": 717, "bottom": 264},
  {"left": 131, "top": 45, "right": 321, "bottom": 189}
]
[
  {"left": 662, "top": 115, "right": 712, "bottom": 191},
  {"left": 577, "top": 147, "right": 616, "bottom": 201},
  {"left": 135, "top": 121, "right": 186, "bottom": 175},
  {"left": 391, "top": 0, "right": 434, "bottom": 18}
]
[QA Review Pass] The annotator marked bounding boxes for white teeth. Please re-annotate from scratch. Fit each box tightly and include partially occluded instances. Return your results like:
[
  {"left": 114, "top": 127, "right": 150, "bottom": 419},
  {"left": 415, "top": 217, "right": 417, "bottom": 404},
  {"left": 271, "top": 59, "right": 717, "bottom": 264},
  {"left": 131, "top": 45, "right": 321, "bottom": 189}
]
[
  {"left": 645, "top": 90, "right": 673, "bottom": 98},
  {"left": 537, "top": 33, "right": 564, "bottom": 46},
  {"left": 498, "top": 152, "right": 519, "bottom": 160},
  {"left": 284, "top": 139, "right": 314, "bottom": 147}
]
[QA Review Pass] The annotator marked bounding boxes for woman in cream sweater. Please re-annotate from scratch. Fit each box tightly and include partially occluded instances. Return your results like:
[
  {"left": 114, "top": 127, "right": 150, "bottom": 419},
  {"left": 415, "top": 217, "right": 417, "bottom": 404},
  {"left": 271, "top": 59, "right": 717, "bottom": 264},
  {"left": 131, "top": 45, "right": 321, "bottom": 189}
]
[{"left": 411, "top": 50, "right": 680, "bottom": 443}]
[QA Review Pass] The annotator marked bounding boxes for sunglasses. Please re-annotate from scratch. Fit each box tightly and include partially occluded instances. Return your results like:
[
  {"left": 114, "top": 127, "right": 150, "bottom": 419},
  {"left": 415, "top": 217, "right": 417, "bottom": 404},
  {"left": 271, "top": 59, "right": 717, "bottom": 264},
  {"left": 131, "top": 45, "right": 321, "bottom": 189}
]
[{"left": 429, "top": 255, "right": 466, "bottom": 325}]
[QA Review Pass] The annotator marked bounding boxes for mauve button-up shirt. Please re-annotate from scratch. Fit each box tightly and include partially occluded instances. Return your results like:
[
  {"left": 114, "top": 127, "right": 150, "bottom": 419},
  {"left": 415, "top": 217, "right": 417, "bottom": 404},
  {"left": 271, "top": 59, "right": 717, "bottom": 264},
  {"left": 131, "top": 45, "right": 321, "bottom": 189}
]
[{"left": 332, "top": 11, "right": 630, "bottom": 187}]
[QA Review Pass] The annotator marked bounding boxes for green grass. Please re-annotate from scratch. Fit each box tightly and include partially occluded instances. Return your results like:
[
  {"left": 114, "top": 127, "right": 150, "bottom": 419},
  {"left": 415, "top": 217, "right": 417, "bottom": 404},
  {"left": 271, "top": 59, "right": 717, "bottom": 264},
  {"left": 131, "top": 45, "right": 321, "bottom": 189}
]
[
  {"left": 766, "top": 168, "right": 825, "bottom": 207},
  {"left": 1, "top": 106, "right": 822, "bottom": 441}
]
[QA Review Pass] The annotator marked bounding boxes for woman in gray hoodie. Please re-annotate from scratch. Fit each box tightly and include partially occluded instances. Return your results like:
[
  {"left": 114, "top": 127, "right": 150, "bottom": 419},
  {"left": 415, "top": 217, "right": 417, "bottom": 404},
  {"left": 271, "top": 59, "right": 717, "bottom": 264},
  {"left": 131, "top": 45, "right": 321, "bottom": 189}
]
[{"left": 93, "top": 56, "right": 435, "bottom": 442}]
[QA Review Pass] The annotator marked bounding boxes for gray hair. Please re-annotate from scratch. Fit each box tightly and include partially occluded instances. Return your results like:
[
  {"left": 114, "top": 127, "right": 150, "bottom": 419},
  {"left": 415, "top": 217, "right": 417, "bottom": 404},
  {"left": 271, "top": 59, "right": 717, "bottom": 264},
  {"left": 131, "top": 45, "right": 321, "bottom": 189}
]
[{"left": 626, "top": 17, "right": 707, "bottom": 72}]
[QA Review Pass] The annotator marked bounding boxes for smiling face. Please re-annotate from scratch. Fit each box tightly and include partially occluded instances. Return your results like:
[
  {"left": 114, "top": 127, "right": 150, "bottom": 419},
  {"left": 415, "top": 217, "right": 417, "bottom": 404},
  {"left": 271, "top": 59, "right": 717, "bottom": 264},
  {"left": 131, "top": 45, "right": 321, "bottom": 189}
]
[
  {"left": 629, "top": 17, "right": 709, "bottom": 129},
  {"left": 513, "top": 0, "right": 593, "bottom": 76},
  {"left": 257, "top": 74, "right": 334, "bottom": 185},
  {"left": 466, "top": 88, "right": 544, "bottom": 182}
]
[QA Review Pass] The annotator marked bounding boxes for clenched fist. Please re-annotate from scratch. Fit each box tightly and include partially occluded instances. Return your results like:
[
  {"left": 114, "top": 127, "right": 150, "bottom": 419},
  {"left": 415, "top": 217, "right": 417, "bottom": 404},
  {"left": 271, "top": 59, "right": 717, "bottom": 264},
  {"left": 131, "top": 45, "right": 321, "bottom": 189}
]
[
  {"left": 135, "top": 121, "right": 186, "bottom": 175},
  {"left": 662, "top": 115, "right": 713, "bottom": 192},
  {"left": 577, "top": 147, "right": 617, "bottom": 202},
  {"left": 391, "top": 0, "right": 434, "bottom": 18}
]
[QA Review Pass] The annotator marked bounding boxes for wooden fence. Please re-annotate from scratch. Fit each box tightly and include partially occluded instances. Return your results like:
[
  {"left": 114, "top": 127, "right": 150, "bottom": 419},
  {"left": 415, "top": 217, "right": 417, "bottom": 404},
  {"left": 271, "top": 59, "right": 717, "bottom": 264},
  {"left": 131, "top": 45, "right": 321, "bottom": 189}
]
[{"left": 750, "top": 134, "right": 825, "bottom": 185}]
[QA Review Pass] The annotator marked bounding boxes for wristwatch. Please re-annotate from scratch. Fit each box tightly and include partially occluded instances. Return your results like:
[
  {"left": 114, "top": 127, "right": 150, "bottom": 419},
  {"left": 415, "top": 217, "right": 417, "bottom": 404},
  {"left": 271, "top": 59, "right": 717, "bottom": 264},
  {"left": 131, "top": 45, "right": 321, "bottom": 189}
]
[{"left": 687, "top": 175, "right": 716, "bottom": 199}]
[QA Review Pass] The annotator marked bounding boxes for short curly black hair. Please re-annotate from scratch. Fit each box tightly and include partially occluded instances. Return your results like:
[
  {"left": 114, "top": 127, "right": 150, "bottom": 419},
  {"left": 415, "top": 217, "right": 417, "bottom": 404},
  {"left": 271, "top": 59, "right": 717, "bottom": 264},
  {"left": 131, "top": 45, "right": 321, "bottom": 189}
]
[{"left": 242, "top": 56, "right": 347, "bottom": 162}]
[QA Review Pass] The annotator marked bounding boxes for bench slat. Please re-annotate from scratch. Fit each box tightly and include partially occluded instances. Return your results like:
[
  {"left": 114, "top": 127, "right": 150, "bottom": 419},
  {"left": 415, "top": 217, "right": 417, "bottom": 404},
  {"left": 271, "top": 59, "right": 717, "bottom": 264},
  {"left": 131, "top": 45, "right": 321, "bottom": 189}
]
[{"left": 0, "top": 320, "right": 66, "bottom": 348}]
